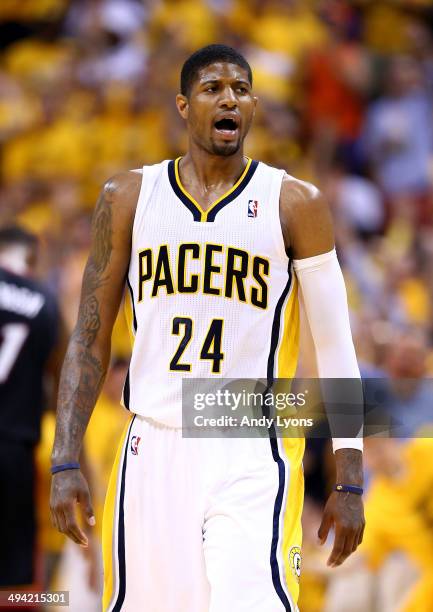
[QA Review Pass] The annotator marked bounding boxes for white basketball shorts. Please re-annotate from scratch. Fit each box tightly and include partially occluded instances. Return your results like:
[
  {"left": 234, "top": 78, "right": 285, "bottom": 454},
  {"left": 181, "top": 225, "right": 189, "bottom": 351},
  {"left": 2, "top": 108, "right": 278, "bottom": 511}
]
[{"left": 102, "top": 414, "right": 304, "bottom": 612}]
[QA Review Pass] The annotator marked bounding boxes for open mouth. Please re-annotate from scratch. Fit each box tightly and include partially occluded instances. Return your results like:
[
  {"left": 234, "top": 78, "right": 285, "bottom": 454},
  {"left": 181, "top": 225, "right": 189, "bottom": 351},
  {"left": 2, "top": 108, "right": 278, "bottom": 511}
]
[{"left": 214, "top": 117, "right": 239, "bottom": 136}]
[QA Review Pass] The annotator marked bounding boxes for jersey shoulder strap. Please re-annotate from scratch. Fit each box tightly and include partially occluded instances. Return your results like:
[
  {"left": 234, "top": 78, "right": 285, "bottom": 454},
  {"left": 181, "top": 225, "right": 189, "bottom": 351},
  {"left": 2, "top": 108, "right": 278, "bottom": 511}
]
[{"left": 130, "top": 161, "right": 168, "bottom": 240}]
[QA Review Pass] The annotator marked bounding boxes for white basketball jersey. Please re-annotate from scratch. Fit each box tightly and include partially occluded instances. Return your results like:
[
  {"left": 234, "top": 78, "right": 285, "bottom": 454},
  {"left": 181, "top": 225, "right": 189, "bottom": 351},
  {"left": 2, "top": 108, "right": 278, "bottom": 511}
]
[{"left": 122, "top": 157, "right": 300, "bottom": 426}]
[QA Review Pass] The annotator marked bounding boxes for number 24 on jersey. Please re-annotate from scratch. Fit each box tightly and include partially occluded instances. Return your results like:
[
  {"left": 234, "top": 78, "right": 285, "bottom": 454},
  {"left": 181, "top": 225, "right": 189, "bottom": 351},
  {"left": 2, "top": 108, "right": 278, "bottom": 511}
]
[{"left": 170, "top": 317, "right": 224, "bottom": 374}]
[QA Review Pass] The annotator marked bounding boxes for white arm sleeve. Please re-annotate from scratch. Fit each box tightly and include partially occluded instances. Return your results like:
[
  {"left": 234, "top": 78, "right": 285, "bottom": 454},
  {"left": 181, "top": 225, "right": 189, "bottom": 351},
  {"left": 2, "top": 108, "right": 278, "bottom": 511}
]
[{"left": 293, "top": 249, "right": 363, "bottom": 452}]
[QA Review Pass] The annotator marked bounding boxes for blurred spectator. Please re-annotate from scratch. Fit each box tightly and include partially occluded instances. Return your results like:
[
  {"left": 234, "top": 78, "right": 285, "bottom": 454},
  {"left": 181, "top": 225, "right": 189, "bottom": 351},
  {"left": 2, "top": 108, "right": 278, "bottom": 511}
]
[
  {"left": 0, "top": 226, "right": 65, "bottom": 590},
  {"left": 0, "top": 0, "right": 68, "bottom": 22},
  {"left": 360, "top": 438, "right": 433, "bottom": 612},
  {"left": 65, "top": 0, "right": 148, "bottom": 40},
  {"left": 381, "top": 328, "right": 432, "bottom": 437},
  {"left": 229, "top": 0, "right": 328, "bottom": 103},
  {"left": 324, "top": 159, "right": 385, "bottom": 237},
  {"left": 405, "top": 14, "right": 433, "bottom": 99},
  {"left": 303, "top": 1, "right": 371, "bottom": 174},
  {"left": 150, "top": 0, "right": 218, "bottom": 51},
  {"left": 362, "top": 55, "right": 433, "bottom": 223}
]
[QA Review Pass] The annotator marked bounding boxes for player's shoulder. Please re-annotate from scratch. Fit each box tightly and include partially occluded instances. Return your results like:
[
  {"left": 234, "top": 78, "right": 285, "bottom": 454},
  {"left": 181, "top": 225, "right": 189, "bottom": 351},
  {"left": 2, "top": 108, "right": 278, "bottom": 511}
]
[
  {"left": 94, "top": 170, "right": 144, "bottom": 230},
  {"left": 99, "top": 161, "right": 167, "bottom": 214},
  {"left": 101, "top": 170, "right": 142, "bottom": 205},
  {"left": 279, "top": 171, "right": 328, "bottom": 224},
  {"left": 276, "top": 171, "right": 331, "bottom": 248},
  {"left": 256, "top": 160, "right": 322, "bottom": 205},
  {"left": 280, "top": 172, "right": 322, "bottom": 206}
]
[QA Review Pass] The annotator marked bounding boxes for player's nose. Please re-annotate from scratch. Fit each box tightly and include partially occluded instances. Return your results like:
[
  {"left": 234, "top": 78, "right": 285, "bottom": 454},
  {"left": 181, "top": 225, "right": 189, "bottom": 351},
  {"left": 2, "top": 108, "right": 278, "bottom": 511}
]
[{"left": 219, "top": 86, "right": 238, "bottom": 108}]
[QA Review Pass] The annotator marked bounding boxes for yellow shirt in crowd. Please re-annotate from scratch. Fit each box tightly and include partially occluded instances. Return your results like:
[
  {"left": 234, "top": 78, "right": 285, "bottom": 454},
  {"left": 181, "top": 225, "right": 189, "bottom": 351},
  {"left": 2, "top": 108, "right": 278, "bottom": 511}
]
[{"left": 361, "top": 439, "right": 433, "bottom": 612}]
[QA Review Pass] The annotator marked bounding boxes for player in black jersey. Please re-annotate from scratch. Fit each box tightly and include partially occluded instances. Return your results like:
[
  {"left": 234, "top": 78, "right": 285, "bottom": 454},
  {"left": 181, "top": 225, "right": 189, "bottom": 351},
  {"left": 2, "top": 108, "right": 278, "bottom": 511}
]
[{"left": 0, "top": 226, "right": 64, "bottom": 588}]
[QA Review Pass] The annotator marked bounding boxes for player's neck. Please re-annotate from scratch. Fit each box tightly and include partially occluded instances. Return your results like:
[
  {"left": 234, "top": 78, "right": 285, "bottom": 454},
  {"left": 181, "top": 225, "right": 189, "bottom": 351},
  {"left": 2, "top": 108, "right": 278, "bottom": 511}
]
[{"left": 181, "top": 146, "right": 246, "bottom": 191}]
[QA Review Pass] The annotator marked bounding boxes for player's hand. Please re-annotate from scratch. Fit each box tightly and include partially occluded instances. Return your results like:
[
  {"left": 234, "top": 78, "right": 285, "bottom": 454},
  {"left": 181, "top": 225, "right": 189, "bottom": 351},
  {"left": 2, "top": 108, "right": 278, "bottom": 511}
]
[
  {"left": 317, "top": 490, "right": 365, "bottom": 567},
  {"left": 50, "top": 469, "right": 95, "bottom": 547}
]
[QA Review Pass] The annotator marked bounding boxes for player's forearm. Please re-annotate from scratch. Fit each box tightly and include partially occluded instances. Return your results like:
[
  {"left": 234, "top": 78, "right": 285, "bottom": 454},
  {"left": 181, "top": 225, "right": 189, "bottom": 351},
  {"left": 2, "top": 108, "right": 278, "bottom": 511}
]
[
  {"left": 334, "top": 448, "right": 363, "bottom": 487},
  {"left": 51, "top": 337, "right": 110, "bottom": 464},
  {"left": 51, "top": 283, "right": 110, "bottom": 465},
  {"left": 51, "top": 179, "right": 118, "bottom": 465},
  {"left": 294, "top": 250, "right": 360, "bottom": 379},
  {"left": 294, "top": 250, "right": 363, "bottom": 452},
  {"left": 51, "top": 253, "right": 112, "bottom": 464}
]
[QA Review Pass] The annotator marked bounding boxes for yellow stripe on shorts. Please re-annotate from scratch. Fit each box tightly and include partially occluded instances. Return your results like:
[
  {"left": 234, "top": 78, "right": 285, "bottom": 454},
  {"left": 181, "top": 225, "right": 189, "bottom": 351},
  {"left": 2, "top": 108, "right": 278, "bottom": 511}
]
[
  {"left": 102, "top": 415, "right": 134, "bottom": 611},
  {"left": 270, "top": 266, "right": 304, "bottom": 609},
  {"left": 280, "top": 437, "right": 305, "bottom": 607}
]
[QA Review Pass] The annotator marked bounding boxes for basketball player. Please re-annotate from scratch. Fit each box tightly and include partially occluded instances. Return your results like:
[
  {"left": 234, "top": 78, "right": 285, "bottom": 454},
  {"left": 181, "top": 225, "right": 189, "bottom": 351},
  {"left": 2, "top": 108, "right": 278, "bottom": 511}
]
[
  {"left": 0, "top": 226, "right": 63, "bottom": 589},
  {"left": 50, "top": 45, "right": 365, "bottom": 611}
]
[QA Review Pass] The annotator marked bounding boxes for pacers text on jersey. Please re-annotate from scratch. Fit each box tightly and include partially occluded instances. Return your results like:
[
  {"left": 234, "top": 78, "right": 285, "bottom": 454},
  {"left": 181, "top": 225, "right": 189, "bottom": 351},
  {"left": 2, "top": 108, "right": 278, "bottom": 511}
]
[{"left": 137, "top": 243, "right": 270, "bottom": 309}]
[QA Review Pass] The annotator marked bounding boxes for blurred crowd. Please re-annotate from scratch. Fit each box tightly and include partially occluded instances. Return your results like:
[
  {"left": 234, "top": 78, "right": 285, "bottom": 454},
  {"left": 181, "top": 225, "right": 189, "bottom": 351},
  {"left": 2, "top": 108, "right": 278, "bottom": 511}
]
[{"left": 1, "top": 0, "right": 433, "bottom": 611}]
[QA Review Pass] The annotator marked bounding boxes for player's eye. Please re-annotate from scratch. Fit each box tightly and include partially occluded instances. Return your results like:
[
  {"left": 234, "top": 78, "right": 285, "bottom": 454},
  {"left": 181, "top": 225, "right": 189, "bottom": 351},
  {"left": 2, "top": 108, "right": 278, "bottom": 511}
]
[{"left": 237, "top": 86, "right": 248, "bottom": 94}]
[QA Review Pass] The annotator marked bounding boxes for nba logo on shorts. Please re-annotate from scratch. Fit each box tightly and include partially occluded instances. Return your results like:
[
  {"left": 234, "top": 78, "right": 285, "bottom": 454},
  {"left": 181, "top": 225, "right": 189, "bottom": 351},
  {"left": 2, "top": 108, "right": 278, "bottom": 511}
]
[
  {"left": 130, "top": 435, "right": 141, "bottom": 455},
  {"left": 248, "top": 199, "right": 259, "bottom": 218}
]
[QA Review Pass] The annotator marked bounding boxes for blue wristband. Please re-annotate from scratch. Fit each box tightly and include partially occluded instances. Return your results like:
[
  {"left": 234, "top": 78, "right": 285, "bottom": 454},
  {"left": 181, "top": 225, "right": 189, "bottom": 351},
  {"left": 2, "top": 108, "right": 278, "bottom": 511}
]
[
  {"left": 51, "top": 462, "right": 80, "bottom": 475},
  {"left": 335, "top": 484, "right": 363, "bottom": 495}
]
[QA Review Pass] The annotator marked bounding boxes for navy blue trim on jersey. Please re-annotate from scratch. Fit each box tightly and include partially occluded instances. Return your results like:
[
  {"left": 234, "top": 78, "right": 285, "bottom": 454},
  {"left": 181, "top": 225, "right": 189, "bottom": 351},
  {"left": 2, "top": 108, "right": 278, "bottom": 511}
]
[
  {"left": 112, "top": 415, "right": 135, "bottom": 612},
  {"left": 126, "top": 276, "right": 137, "bottom": 333},
  {"left": 122, "top": 276, "right": 136, "bottom": 411},
  {"left": 123, "top": 370, "right": 130, "bottom": 410},
  {"left": 168, "top": 160, "right": 202, "bottom": 221},
  {"left": 265, "top": 259, "right": 294, "bottom": 612},
  {"left": 206, "top": 159, "right": 259, "bottom": 221},
  {"left": 266, "top": 259, "right": 292, "bottom": 382},
  {"left": 167, "top": 158, "right": 259, "bottom": 222},
  {"left": 269, "top": 432, "right": 292, "bottom": 611}
]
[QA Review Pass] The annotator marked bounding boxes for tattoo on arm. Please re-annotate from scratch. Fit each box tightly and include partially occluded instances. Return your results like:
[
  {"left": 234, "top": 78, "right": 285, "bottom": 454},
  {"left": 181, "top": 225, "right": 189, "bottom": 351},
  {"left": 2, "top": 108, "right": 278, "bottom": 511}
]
[
  {"left": 53, "top": 347, "right": 105, "bottom": 461},
  {"left": 72, "top": 183, "right": 114, "bottom": 348},
  {"left": 52, "top": 182, "right": 116, "bottom": 463}
]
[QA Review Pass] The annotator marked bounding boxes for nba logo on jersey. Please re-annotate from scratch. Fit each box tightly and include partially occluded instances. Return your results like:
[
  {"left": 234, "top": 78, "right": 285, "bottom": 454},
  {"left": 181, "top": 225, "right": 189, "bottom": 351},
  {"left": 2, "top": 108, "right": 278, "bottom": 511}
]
[
  {"left": 248, "top": 199, "right": 259, "bottom": 218},
  {"left": 130, "top": 435, "right": 141, "bottom": 455}
]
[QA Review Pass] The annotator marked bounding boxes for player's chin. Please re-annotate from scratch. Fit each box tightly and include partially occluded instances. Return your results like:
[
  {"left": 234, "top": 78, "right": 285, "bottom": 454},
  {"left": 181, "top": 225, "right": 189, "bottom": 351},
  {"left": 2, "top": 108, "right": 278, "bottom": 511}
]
[{"left": 210, "top": 139, "right": 241, "bottom": 156}]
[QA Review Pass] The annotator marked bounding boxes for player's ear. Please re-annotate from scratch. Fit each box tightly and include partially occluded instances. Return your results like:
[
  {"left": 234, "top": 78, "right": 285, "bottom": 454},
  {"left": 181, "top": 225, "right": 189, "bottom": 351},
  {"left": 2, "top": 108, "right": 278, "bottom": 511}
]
[
  {"left": 176, "top": 94, "right": 189, "bottom": 120},
  {"left": 252, "top": 96, "right": 258, "bottom": 115}
]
